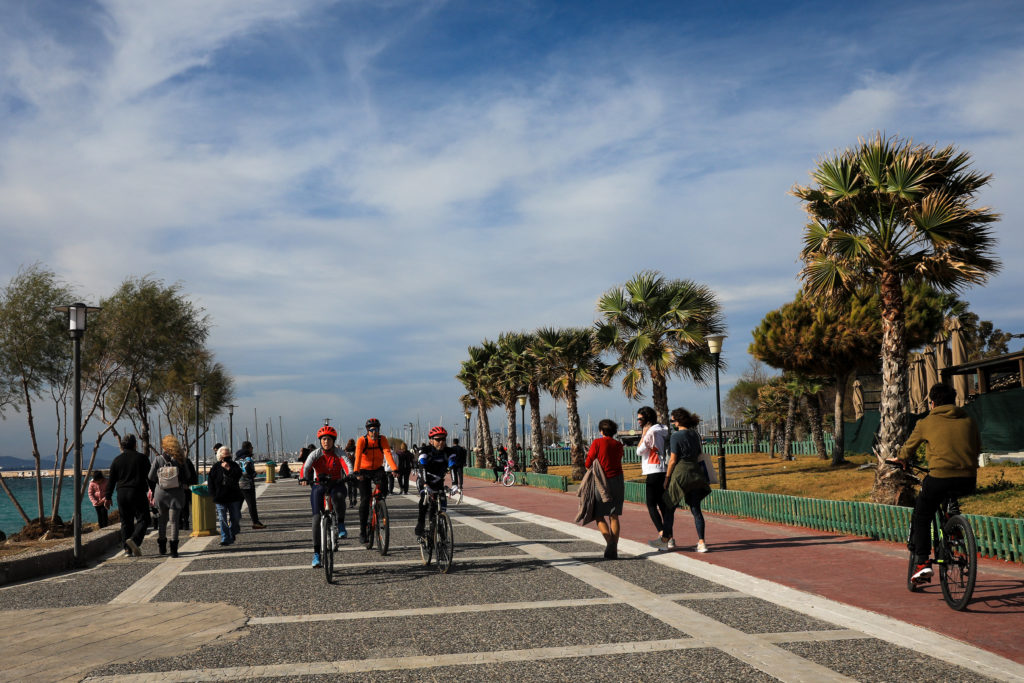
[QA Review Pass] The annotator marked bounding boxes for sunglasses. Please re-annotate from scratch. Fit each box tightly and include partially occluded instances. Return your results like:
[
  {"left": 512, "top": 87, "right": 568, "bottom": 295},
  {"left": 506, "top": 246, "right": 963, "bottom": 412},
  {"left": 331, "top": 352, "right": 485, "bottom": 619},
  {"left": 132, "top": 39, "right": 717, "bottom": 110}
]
[{"left": 431, "top": 436, "right": 447, "bottom": 442}]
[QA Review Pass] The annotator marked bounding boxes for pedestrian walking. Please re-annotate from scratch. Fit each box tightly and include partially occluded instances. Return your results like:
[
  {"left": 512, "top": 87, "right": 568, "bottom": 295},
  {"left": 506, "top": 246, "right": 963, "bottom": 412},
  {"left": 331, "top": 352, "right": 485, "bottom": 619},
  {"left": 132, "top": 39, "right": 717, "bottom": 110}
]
[
  {"left": 88, "top": 470, "right": 111, "bottom": 528},
  {"left": 637, "top": 405, "right": 674, "bottom": 551},
  {"left": 208, "top": 445, "right": 243, "bottom": 546},
  {"left": 450, "top": 438, "right": 467, "bottom": 492},
  {"left": 235, "top": 441, "right": 266, "bottom": 529},
  {"left": 396, "top": 443, "right": 414, "bottom": 494},
  {"left": 105, "top": 434, "right": 150, "bottom": 557},
  {"left": 584, "top": 419, "right": 624, "bottom": 559},
  {"left": 663, "top": 408, "right": 711, "bottom": 553},
  {"left": 148, "top": 435, "right": 193, "bottom": 558},
  {"left": 344, "top": 439, "right": 358, "bottom": 506}
]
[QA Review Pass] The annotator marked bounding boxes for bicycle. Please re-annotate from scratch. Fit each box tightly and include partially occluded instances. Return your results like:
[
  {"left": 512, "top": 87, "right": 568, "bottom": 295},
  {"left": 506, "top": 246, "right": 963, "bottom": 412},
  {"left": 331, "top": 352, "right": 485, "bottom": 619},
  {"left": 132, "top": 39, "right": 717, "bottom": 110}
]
[
  {"left": 364, "top": 472, "right": 390, "bottom": 555},
  {"left": 890, "top": 461, "right": 978, "bottom": 611},
  {"left": 419, "top": 485, "right": 454, "bottom": 573},
  {"left": 500, "top": 458, "right": 516, "bottom": 487},
  {"left": 307, "top": 476, "right": 340, "bottom": 584}
]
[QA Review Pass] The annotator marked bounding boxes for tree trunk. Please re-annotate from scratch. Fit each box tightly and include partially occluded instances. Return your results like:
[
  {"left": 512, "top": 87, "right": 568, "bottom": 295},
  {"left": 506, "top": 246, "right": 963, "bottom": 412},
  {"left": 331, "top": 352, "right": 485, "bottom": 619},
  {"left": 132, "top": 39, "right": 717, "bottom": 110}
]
[
  {"left": 135, "top": 383, "right": 153, "bottom": 457},
  {"left": 477, "top": 399, "right": 494, "bottom": 467},
  {"left": 872, "top": 269, "right": 913, "bottom": 504},
  {"left": 806, "top": 394, "right": 828, "bottom": 459},
  {"left": 782, "top": 395, "right": 796, "bottom": 460},
  {"left": 504, "top": 396, "right": 518, "bottom": 470},
  {"left": 529, "top": 384, "right": 545, "bottom": 473},
  {"left": 651, "top": 368, "right": 669, "bottom": 427},
  {"left": 831, "top": 371, "right": 849, "bottom": 466},
  {"left": 0, "top": 471, "right": 31, "bottom": 524},
  {"left": 21, "top": 378, "right": 44, "bottom": 520},
  {"left": 768, "top": 423, "right": 777, "bottom": 458},
  {"left": 565, "top": 381, "right": 586, "bottom": 481},
  {"left": 751, "top": 422, "right": 762, "bottom": 453}
]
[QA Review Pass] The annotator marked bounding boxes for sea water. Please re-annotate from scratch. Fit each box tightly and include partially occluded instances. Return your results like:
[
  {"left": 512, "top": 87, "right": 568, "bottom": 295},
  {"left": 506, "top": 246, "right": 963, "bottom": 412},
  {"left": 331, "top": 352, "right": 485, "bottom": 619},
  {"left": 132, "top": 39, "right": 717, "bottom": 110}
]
[{"left": 0, "top": 476, "right": 105, "bottom": 536}]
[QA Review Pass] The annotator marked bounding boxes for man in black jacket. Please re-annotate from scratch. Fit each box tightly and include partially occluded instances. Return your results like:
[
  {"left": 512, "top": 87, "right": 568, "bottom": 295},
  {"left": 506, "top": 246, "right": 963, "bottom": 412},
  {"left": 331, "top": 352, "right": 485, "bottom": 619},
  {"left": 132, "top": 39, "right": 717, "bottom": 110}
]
[{"left": 104, "top": 434, "right": 151, "bottom": 557}]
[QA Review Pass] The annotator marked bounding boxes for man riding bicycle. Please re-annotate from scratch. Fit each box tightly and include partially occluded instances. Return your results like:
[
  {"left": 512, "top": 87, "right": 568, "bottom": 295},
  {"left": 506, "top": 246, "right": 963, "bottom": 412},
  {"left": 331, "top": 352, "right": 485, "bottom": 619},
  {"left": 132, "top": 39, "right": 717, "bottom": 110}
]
[
  {"left": 355, "top": 418, "right": 399, "bottom": 544},
  {"left": 301, "top": 425, "right": 354, "bottom": 568},
  {"left": 890, "top": 383, "right": 980, "bottom": 583},
  {"left": 414, "top": 426, "right": 458, "bottom": 539}
]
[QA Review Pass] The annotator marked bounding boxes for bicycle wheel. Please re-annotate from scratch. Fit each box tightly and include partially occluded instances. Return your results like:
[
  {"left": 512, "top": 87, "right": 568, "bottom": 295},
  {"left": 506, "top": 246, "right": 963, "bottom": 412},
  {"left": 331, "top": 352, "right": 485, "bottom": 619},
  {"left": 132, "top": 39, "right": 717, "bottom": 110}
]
[
  {"left": 435, "top": 511, "right": 454, "bottom": 574},
  {"left": 365, "top": 497, "right": 376, "bottom": 550},
  {"left": 419, "top": 512, "right": 434, "bottom": 566},
  {"left": 322, "top": 516, "right": 334, "bottom": 584},
  {"left": 940, "top": 515, "right": 977, "bottom": 611},
  {"left": 375, "top": 498, "right": 389, "bottom": 555},
  {"left": 501, "top": 471, "right": 515, "bottom": 487}
]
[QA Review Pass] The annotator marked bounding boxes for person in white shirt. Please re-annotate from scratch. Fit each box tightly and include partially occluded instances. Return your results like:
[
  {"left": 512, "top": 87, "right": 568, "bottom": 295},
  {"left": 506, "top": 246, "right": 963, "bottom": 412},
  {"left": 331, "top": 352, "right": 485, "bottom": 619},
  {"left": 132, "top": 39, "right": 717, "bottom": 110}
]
[{"left": 637, "top": 406, "right": 674, "bottom": 550}]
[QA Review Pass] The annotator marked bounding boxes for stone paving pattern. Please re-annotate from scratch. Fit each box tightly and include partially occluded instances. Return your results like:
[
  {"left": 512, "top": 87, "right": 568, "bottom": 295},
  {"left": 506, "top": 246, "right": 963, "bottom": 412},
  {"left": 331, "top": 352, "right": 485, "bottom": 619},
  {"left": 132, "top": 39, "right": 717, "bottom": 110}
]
[{"left": 0, "top": 477, "right": 1020, "bottom": 682}]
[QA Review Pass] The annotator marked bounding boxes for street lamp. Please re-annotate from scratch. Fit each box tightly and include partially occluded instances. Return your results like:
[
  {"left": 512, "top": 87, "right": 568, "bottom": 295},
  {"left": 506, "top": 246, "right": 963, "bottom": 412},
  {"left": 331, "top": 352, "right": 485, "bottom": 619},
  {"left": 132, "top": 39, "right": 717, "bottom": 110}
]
[
  {"left": 463, "top": 411, "right": 471, "bottom": 458},
  {"left": 518, "top": 395, "right": 527, "bottom": 472},
  {"left": 227, "top": 404, "right": 236, "bottom": 453},
  {"left": 193, "top": 383, "right": 202, "bottom": 476},
  {"left": 54, "top": 302, "right": 100, "bottom": 565},
  {"left": 706, "top": 333, "right": 727, "bottom": 490}
]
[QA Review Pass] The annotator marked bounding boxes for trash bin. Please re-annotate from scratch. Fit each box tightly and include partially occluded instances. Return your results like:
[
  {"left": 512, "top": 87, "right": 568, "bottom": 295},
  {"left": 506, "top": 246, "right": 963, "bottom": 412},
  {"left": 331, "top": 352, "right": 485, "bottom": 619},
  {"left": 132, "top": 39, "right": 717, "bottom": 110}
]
[
  {"left": 264, "top": 461, "right": 276, "bottom": 484},
  {"left": 190, "top": 484, "right": 216, "bottom": 537}
]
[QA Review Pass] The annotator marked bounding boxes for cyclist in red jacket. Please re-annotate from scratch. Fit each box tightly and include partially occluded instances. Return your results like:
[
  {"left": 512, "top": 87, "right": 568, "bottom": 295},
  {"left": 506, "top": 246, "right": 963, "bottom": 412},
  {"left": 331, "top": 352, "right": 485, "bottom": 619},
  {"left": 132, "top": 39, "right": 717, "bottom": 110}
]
[{"left": 301, "top": 425, "right": 353, "bottom": 568}]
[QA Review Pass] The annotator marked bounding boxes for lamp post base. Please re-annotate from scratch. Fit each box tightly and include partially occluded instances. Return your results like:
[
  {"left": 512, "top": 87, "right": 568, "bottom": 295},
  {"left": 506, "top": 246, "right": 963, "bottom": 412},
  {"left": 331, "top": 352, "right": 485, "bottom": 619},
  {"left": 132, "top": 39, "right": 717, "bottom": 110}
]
[{"left": 717, "top": 455, "right": 727, "bottom": 490}]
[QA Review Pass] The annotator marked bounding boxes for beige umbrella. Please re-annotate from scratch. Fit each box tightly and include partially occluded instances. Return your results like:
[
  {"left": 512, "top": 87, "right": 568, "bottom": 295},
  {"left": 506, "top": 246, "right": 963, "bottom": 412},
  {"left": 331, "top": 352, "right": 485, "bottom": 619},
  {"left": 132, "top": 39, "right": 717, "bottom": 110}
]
[
  {"left": 950, "top": 318, "right": 970, "bottom": 405},
  {"left": 923, "top": 344, "right": 940, "bottom": 394},
  {"left": 908, "top": 355, "right": 926, "bottom": 413},
  {"left": 852, "top": 379, "right": 865, "bottom": 420},
  {"left": 934, "top": 335, "right": 950, "bottom": 373}
]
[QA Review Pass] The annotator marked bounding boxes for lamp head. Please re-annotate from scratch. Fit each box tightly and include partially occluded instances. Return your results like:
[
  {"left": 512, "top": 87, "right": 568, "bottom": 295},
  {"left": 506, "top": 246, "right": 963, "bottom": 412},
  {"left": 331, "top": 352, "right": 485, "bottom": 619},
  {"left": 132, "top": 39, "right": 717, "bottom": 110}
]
[{"left": 705, "top": 334, "right": 727, "bottom": 355}]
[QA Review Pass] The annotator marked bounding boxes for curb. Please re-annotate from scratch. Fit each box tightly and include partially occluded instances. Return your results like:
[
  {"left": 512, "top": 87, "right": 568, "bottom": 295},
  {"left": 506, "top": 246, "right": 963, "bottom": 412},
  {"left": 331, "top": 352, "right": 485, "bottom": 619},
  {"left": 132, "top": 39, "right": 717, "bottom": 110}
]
[{"left": 0, "top": 527, "right": 122, "bottom": 586}]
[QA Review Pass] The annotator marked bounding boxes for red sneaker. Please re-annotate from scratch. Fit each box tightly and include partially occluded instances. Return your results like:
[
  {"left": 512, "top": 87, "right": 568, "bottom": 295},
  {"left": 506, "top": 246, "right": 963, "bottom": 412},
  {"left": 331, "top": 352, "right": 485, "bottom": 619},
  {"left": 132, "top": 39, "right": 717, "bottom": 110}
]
[{"left": 911, "top": 562, "right": 933, "bottom": 583}]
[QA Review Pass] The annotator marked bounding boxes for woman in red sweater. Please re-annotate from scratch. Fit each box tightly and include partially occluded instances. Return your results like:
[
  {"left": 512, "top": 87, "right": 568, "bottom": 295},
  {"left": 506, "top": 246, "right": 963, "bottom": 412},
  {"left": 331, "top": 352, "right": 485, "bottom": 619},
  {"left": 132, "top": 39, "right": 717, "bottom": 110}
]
[{"left": 585, "top": 419, "right": 625, "bottom": 559}]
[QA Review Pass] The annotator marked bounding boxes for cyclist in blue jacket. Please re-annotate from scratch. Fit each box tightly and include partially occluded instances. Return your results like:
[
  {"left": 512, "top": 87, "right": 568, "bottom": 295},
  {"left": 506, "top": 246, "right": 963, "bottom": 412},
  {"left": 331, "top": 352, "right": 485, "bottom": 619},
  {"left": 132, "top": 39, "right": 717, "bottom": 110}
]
[{"left": 414, "top": 426, "right": 457, "bottom": 539}]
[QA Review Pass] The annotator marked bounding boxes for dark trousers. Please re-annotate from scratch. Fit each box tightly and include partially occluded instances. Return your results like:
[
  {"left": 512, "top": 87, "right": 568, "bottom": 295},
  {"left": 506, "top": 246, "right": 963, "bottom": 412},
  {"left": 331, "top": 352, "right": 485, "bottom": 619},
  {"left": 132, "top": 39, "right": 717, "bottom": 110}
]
[
  {"left": 645, "top": 472, "right": 675, "bottom": 539},
  {"left": 911, "top": 475, "right": 976, "bottom": 563},
  {"left": 387, "top": 472, "right": 396, "bottom": 494},
  {"left": 398, "top": 469, "right": 411, "bottom": 494},
  {"left": 116, "top": 487, "right": 149, "bottom": 549},
  {"left": 241, "top": 487, "right": 261, "bottom": 525},
  {"left": 94, "top": 505, "right": 109, "bottom": 528},
  {"left": 357, "top": 470, "right": 386, "bottom": 537},
  {"left": 451, "top": 466, "right": 464, "bottom": 488}
]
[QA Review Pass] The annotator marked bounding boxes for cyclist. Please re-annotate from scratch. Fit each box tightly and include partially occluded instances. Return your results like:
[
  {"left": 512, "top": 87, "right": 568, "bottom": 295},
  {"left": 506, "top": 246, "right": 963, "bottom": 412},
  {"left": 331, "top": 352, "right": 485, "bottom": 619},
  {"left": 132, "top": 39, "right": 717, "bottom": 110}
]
[
  {"left": 414, "top": 426, "right": 458, "bottom": 539},
  {"left": 301, "top": 425, "right": 354, "bottom": 568},
  {"left": 354, "top": 418, "right": 398, "bottom": 544},
  {"left": 891, "top": 383, "right": 980, "bottom": 583}
]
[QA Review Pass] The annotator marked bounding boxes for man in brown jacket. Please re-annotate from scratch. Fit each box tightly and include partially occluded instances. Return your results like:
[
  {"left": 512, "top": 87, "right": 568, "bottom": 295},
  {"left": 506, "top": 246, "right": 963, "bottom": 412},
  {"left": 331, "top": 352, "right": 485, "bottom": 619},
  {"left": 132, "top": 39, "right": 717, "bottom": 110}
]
[{"left": 896, "top": 383, "right": 981, "bottom": 583}]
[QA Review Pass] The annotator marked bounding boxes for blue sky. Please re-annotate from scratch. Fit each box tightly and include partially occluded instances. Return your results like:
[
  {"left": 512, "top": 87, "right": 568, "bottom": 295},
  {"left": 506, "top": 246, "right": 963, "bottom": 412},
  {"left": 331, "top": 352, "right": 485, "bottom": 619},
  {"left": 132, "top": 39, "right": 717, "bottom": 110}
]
[{"left": 1, "top": 0, "right": 1023, "bottom": 454}]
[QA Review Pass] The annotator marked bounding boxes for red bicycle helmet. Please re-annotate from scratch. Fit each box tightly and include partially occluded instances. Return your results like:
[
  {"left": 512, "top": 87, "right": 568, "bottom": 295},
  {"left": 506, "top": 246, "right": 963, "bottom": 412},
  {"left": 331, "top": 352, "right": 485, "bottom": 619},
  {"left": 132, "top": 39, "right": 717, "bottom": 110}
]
[
  {"left": 365, "top": 418, "right": 381, "bottom": 430},
  {"left": 428, "top": 426, "right": 448, "bottom": 439},
  {"left": 317, "top": 425, "right": 337, "bottom": 440}
]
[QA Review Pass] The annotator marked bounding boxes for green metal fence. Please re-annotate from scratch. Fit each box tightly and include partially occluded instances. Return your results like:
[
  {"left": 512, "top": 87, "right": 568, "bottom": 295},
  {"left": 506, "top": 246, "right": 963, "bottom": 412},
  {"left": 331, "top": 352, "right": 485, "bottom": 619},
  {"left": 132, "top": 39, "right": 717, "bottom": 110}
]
[
  {"left": 620, "top": 485, "right": 1023, "bottom": 562},
  {"left": 537, "top": 439, "right": 833, "bottom": 466}
]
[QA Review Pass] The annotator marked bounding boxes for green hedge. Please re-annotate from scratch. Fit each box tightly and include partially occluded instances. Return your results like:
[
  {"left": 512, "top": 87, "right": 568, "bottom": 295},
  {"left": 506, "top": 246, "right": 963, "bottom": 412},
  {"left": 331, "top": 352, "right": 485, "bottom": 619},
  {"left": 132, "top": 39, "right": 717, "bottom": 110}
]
[
  {"left": 463, "top": 466, "right": 568, "bottom": 492},
  {"left": 621, "top": 484, "right": 1023, "bottom": 562}
]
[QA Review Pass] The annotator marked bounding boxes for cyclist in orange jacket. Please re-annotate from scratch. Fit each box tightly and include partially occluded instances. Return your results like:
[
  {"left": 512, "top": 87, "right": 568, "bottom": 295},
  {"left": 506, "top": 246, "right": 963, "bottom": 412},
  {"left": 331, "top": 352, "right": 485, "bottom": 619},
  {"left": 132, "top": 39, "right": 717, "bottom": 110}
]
[{"left": 354, "top": 418, "right": 398, "bottom": 544}]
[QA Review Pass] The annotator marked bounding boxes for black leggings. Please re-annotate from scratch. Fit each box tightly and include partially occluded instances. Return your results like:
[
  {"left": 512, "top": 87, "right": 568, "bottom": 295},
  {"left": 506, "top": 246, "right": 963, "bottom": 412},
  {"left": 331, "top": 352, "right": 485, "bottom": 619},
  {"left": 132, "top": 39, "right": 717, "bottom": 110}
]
[
  {"left": 645, "top": 472, "right": 675, "bottom": 539},
  {"left": 357, "top": 469, "right": 386, "bottom": 536},
  {"left": 450, "top": 466, "right": 464, "bottom": 488}
]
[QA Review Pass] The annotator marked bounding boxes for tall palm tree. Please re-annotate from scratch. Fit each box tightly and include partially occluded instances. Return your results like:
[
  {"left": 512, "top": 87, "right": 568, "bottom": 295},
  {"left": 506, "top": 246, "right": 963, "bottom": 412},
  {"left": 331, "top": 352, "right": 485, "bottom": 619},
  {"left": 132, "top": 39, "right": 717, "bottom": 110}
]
[
  {"left": 530, "top": 327, "right": 607, "bottom": 480},
  {"left": 596, "top": 270, "right": 724, "bottom": 426},
  {"left": 456, "top": 343, "right": 497, "bottom": 468},
  {"left": 794, "top": 133, "right": 1000, "bottom": 503},
  {"left": 491, "top": 332, "right": 532, "bottom": 470}
]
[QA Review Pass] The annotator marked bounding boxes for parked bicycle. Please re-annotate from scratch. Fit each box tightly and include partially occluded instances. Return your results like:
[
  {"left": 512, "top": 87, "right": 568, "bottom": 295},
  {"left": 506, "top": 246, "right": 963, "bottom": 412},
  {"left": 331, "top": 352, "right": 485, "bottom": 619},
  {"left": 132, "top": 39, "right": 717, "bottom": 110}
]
[
  {"left": 419, "top": 484, "right": 454, "bottom": 573},
  {"left": 889, "top": 461, "right": 978, "bottom": 610},
  {"left": 363, "top": 471, "right": 390, "bottom": 555}
]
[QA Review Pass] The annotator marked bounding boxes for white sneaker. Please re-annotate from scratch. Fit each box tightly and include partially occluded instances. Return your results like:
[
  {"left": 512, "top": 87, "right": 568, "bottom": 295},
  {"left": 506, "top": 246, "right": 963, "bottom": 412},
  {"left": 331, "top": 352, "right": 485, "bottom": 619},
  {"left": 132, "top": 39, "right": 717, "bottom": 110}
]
[
  {"left": 125, "top": 539, "right": 141, "bottom": 556},
  {"left": 696, "top": 541, "right": 708, "bottom": 553},
  {"left": 666, "top": 539, "right": 677, "bottom": 550},
  {"left": 122, "top": 549, "right": 133, "bottom": 558},
  {"left": 647, "top": 537, "right": 669, "bottom": 551}
]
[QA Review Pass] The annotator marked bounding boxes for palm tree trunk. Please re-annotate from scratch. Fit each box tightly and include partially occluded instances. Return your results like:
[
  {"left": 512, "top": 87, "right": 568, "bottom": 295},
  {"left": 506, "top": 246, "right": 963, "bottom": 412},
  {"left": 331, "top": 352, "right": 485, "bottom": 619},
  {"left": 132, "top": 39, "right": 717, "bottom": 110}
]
[
  {"left": 474, "top": 408, "right": 486, "bottom": 468},
  {"left": 805, "top": 394, "right": 828, "bottom": 459},
  {"left": 768, "top": 424, "right": 777, "bottom": 458},
  {"left": 565, "top": 381, "right": 586, "bottom": 481},
  {"left": 529, "top": 384, "right": 545, "bottom": 472},
  {"left": 504, "top": 396, "right": 518, "bottom": 469},
  {"left": 783, "top": 395, "right": 796, "bottom": 460},
  {"left": 872, "top": 270, "right": 914, "bottom": 505},
  {"left": 751, "top": 423, "right": 762, "bottom": 453},
  {"left": 651, "top": 369, "right": 669, "bottom": 427},
  {"left": 477, "top": 400, "right": 495, "bottom": 467},
  {"left": 831, "top": 371, "right": 849, "bottom": 466}
]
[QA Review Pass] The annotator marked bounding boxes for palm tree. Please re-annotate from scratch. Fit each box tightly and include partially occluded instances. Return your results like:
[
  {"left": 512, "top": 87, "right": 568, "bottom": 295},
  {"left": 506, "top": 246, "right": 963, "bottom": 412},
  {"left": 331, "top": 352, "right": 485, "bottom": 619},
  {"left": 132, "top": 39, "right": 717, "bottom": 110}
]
[
  {"left": 456, "top": 343, "right": 497, "bottom": 468},
  {"left": 757, "top": 380, "right": 788, "bottom": 459},
  {"left": 741, "top": 404, "right": 762, "bottom": 452},
  {"left": 794, "top": 134, "right": 1000, "bottom": 503},
  {"left": 530, "top": 327, "right": 607, "bottom": 480},
  {"left": 596, "top": 271, "right": 724, "bottom": 426},
  {"left": 491, "top": 332, "right": 532, "bottom": 470},
  {"left": 785, "top": 375, "right": 827, "bottom": 459}
]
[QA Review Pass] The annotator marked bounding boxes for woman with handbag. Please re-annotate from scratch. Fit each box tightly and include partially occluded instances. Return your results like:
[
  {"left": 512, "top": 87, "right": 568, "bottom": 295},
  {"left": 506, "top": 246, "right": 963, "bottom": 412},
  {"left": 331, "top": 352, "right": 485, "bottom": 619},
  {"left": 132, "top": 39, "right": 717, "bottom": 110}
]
[{"left": 148, "top": 435, "right": 192, "bottom": 557}]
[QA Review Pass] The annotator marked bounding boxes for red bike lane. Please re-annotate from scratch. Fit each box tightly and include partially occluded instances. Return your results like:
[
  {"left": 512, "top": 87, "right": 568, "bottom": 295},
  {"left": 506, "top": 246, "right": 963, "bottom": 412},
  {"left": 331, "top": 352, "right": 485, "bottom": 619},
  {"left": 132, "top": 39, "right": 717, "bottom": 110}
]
[{"left": 461, "top": 477, "right": 1024, "bottom": 665}]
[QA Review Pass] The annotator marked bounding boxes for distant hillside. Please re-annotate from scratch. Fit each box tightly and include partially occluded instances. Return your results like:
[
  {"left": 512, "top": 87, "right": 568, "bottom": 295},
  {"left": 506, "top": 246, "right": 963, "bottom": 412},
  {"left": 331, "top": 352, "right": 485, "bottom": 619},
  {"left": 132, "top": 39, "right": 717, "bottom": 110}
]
[{"left": 1, "top": 442, "right": 122, "bottom": 472}]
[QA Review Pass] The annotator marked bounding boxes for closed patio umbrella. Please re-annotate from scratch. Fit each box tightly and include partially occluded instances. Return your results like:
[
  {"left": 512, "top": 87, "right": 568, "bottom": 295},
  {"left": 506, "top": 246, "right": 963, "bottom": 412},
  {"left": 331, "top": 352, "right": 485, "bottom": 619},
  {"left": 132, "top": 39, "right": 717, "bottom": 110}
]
[
  {"left": 852, "top": 379, "right": 865, "bottom": 420},
  {"left": 923, "top": 345, "right": 940, "bottom": 394},
  {"left": 909, "top": 355, "right": 926, "bottom": 413},
  {"left": 950, "top": 318, "right": 970, "bottom": 405}
]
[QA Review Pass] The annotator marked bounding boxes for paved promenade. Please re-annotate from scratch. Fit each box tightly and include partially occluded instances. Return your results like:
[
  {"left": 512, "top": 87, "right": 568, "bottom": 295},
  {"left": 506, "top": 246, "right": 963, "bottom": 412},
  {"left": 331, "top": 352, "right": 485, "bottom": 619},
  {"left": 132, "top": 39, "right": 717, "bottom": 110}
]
[{"left": 0, "top": 476, "right": 1022, "bottom": 682}]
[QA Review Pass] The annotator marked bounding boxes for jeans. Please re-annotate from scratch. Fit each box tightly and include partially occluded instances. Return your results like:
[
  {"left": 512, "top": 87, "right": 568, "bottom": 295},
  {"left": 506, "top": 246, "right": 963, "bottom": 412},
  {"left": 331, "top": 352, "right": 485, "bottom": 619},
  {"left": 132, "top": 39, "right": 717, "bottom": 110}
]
[
  {"left": 311, "top": 482, "right": 347, "bottom": 553},
  {"left": 689, "top": 503, "right": 705, "bottom": 540},
  {"left": 645, "top": 472, "right": 675, "bottom": 539},
  {"left": 216, "top": 500, "right": 242, "bottom": 544},
  {"left": 911, "top": 476, "right": 975, "bottom": 563}
]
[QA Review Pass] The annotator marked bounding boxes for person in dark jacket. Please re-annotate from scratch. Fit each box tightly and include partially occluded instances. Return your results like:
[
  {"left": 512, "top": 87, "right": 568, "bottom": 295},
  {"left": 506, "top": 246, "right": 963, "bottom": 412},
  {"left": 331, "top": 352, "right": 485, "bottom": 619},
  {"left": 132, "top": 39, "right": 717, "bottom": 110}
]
[
  {"left": 235, "top": 441, "right": 265, "bottom": 529},
  {"left": 208, "top": 446, "right": 244, "bottom": 546},
  {"left": 104, "top": 434, "right": 150, "bottom": 557},
  {"left": 396, "top": 444, "right": 414, "bottom": 495},
  {"left": 450, "top": 438, "right": 467, "bottom": 493}
]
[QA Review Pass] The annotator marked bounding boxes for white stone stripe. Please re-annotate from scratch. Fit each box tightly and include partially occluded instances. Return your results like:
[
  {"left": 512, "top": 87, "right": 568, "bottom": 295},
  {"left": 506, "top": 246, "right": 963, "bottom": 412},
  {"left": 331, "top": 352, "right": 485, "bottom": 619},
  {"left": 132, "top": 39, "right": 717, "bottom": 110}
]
[
  {"left": 461, "top": 495, "right": 1024, "bottom": 683},
  {"left": 760, "top": 630, "right": 869, "bottom": 644},
  {"left": 108, "top": 536, "right": 215, "bottom": 604},
  {"left": 179, "top": 554, "right": 529, "bottom": 576},
  {"left": 81, "top": 638, "right": 702, "bottom": 682},
  {"left": 453, "top": 507, "right": 856, "bottom": 683}
]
